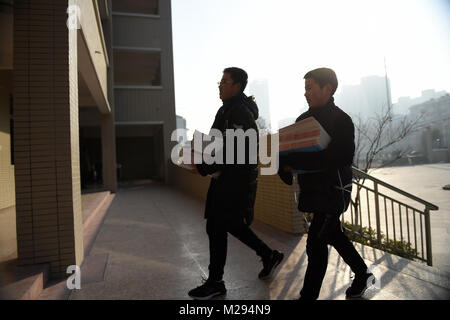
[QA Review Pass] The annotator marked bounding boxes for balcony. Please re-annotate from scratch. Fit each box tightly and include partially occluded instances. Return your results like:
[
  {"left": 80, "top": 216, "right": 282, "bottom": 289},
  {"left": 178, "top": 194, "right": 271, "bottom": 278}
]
[{"left": 76, "top": 0, "right": 110, "bottom": 114}]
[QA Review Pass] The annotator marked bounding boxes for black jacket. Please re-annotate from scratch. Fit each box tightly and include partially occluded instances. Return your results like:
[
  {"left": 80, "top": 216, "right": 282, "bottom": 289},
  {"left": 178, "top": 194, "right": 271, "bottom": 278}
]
[
  {"left": 196, "top": 93, "right": 259, "bottom": 225},
  {"left": 279, "top": 97, "right": 354, "bottom": 216}
]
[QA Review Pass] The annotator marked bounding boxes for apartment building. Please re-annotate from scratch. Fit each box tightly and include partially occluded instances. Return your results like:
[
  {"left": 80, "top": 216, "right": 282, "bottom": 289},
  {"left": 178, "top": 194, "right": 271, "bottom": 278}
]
[{"left": 0, "top": 0, "right": 177, "bottom": 278}]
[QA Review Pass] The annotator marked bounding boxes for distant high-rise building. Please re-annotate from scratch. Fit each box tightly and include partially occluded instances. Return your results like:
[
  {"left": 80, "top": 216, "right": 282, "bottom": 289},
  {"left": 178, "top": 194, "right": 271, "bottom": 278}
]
[
  {"left": 393, "top": 89, "right": 448, "bottom": 115},
  {"left": 176, "top": 115, "right": 188, "bottom": 143},
  {"left": 335, "top": 75, "right": 392, "bottom": 119},
  {"left": 249, "top": 79, "right": 271, "bottom": 131},
  {"left": 406, "top": 94, "right": 450, "bottom": 163}
]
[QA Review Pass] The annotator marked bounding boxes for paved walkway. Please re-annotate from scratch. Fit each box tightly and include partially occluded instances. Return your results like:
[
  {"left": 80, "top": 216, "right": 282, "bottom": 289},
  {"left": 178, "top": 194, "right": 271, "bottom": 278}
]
[
  {"left": 57, "top": 181, "right": 450, "bottom": 300},
  {"left": 370, "top": 164, "right": 450, "bottom": 273}
]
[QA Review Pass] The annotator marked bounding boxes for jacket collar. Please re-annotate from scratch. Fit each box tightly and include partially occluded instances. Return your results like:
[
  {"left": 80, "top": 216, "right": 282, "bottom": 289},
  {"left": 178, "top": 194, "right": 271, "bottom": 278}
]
[
  {"left": 223, "top": 92, "right": 246, "bottom": 107},
  {"left": 308, "top": 97, "right": 335, "bottom": 113}
]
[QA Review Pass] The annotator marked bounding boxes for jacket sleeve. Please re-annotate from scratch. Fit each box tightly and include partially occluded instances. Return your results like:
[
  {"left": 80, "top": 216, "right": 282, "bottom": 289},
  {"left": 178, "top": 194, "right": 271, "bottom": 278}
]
[
  {"left": 196, "top": 106, "right": 257, "bottom": 176},
  {"left": 279, "top": 113, "right": 355, "bottom": 171}
]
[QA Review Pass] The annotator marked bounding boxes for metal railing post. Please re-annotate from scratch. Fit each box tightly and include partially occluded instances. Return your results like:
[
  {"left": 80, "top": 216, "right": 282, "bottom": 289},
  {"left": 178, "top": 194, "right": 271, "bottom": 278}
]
[
  {"left": 424, "top": 207, "right": 433, "bottom": 266},
  {"left": 374, "top": 181, "right": 382, "bottom": 245}
]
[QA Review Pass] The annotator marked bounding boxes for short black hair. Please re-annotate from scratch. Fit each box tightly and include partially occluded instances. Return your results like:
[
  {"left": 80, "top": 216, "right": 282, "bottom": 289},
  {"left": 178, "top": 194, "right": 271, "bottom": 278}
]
[
  {"left": 223, "top": 67, "right": 248, "bottom": 93},
  {"left": 303, "top": 67, "right": 338, "bottom": 96}
]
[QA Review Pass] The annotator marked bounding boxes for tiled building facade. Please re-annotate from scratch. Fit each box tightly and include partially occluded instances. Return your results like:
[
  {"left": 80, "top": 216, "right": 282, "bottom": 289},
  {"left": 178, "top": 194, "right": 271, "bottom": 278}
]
[{"left": 0, "top": 0, "right": 178, "bottom": 278}]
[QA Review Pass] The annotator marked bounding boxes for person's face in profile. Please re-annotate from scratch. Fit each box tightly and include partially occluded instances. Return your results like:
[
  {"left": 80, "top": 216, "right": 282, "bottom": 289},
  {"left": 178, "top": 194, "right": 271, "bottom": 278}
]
[
  {"left": 218, "top": 72, "right": 241, "bottom": 101},
  {"left": 304, "top": 78, "right": 332, "bottom": 108}
]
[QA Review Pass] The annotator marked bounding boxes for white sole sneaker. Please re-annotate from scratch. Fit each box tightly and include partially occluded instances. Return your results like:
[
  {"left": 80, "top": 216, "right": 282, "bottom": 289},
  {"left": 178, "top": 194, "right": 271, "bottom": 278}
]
[{"left": 346, "top": 274, "right": 376, "bottom": 298}]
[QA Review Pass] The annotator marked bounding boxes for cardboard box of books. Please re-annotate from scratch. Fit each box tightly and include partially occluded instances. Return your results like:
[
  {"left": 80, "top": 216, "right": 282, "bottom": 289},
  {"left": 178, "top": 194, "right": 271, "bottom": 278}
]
[{"left": 278, "top": 116, "right": 330, "bottom": 173}]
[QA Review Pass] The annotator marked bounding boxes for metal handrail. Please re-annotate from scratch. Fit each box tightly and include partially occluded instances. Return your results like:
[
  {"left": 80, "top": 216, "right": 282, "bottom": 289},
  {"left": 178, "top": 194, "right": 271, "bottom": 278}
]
[
  {"left": 349, "top": 166, "right": 439, "bottom": 266},
  {"left": 353, "top": 182, "right": 430, "bottom": 213},
  {"left": 291, "top": 166, "right": 439, "bottom": 266},
  {"left": 352, "top": 167, "right": 439, "bottom": 211}
]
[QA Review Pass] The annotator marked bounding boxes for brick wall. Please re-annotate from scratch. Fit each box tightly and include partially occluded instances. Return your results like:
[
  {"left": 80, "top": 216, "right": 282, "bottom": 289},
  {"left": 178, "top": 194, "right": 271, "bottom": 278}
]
[
  {"left": 254, "top": 169, "right": 306, "bottom": 234},
  {"left": 13, "top": 0, "right": 83, "bottom": 278},
  {"left": 0, "top": 71, "right": 15, "bottom": 211},
  {"left": 0, "top": 71, "right": 17, "bottom": 262},
  {"left": 255, "top": 134, "right": 307, "bottom": 234}
]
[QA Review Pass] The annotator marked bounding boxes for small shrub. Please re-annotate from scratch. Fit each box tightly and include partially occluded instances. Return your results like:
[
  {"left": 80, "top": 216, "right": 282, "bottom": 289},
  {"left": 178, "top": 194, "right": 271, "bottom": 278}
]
[{"left": 343, "top": 221, "right": 418, "bottom": 260}]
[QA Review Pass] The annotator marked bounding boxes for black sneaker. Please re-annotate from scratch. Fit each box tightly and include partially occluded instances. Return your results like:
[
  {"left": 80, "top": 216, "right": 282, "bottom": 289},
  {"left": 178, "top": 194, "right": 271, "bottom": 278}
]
[
  {"left": 188, "top": 278, "right": 227, "bottom": 300},
  {"left": 345, "top": 272, "right": 376, "bottom": 298},
  {"left": 258, "top": 250, "right": 284, "bottom": 279}
]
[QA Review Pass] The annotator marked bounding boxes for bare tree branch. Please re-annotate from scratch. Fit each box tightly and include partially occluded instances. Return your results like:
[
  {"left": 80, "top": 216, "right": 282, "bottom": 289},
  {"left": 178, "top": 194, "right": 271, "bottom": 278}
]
[{"left": 350, "top": 105, "right": 423, "bottom": 225}]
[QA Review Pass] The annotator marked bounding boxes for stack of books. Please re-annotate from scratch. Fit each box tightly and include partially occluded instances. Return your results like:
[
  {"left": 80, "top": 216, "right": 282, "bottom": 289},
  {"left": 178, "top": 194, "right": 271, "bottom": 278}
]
[
  {"left": 278, "top": 116, "right": 330, "bottom": 173},
  {"left": 175, "top": 130, "right": 222, "bottom": 177},
  {"left": 279, "top": 116, "right": 330, "bottom": 155}
]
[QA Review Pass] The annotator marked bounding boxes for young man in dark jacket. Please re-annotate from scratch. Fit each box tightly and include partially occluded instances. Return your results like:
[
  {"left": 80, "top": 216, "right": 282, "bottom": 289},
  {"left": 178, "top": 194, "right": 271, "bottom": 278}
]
[
  {"left": 188, "top": 67, "right": 284, "bottom": 300},
  {"left": 279, "top": 68, "right": 375, "bottom": 300}
]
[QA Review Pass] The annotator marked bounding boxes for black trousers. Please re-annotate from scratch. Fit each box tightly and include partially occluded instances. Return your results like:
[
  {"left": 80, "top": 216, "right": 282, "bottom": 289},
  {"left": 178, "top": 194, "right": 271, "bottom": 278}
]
[
  {"left": 206, "top": 215, "right": 273, "bottom": 281},
  {"left": 300, "top": 213, "right": 368, "bottom": 300}
]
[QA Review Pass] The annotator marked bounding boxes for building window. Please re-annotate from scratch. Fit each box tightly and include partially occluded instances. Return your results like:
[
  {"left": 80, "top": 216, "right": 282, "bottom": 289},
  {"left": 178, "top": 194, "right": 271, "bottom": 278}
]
[
  {"left": 112, "top": 0, "right": 159, "bottom": 15},
  {"left": 114, "top": 50, "right": 161, "bottom": 86}
]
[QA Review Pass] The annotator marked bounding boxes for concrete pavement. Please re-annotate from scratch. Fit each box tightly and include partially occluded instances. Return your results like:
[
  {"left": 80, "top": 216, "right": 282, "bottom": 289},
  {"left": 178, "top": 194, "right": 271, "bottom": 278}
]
[
  {"left": 370, "top": 164, "right": 450, "bottom": 273},
  {"left": 52, "top": 181, "right": 450, "bottom": 300}
]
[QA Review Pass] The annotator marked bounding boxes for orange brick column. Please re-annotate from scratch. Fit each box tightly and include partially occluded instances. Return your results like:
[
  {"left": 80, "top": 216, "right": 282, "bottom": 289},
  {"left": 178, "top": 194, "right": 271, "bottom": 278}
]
[
  {"left": 254, "top": 134, "right": 308, "bottom": 234},
  {"left": 13, "top": 0, "right": 84, "bottom": 279}
]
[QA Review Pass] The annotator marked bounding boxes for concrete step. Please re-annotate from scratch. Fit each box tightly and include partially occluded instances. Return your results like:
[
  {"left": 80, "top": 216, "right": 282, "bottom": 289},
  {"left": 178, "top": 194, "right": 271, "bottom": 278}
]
[
  {"left": 83, "top": 192, "right": 116, "bottom": 256},
  {"left": 0, "top": 260, "right": 49, "bottom": 300},
  {"left": 0, "top": 191, "right": 115, "bottom": 300},
  {"left": 37, "top": 191, "right": 115, "bottom": 300},
  {"left": 82, "top": 191, "right": 112, "bottom": 230}
]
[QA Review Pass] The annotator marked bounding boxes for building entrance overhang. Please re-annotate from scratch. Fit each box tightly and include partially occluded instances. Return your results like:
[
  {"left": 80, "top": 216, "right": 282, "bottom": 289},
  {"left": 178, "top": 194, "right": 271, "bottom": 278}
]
[{"left": 77, "top": 30, "right": 110, "bottom": 114}]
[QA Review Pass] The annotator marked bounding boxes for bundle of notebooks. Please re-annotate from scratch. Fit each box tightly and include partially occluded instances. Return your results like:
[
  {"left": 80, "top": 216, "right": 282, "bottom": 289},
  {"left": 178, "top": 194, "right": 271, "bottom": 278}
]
[{"left": 278, "top": 116, "right": 330, "bottom": 173}]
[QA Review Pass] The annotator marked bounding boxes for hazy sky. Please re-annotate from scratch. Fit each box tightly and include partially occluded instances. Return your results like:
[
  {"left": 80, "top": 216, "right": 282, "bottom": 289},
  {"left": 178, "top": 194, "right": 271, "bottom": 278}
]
[{"left": 171, "top": 0, "right": 450, "bottom": 134}]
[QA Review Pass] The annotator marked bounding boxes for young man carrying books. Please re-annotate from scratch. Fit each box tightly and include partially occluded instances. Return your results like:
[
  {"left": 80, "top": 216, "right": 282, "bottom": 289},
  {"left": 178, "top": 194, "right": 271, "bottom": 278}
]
[
  {"left": 188, "top": 67, "right": 284, "bottom": 300},
  {"left": 279, "top": 68, "right": 376, "bottom": 300}
]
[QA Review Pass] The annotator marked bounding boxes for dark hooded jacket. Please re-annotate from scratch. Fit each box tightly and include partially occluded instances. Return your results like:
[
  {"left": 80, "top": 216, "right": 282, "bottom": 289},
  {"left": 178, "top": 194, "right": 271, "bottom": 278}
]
[
  {"left": 196, "top": 93, "right": 259, "bottom": 225},
  {"left": 278, "top": 97, "right": 354, "bottom": 216}
]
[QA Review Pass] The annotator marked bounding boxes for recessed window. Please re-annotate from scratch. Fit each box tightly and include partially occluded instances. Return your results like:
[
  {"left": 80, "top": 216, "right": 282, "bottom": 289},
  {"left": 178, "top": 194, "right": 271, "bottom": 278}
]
[
  {"left": 112, "top": 0, "right": 159, "bottom": 15},
  {"left": 114, "top": 50, "right": 161, "bottom": 86}
]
